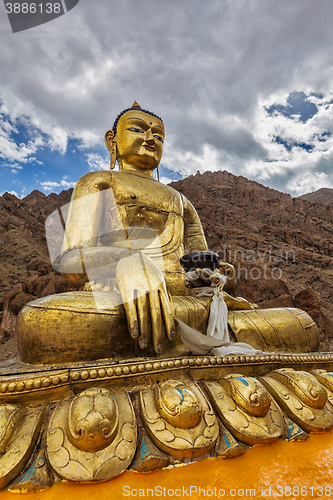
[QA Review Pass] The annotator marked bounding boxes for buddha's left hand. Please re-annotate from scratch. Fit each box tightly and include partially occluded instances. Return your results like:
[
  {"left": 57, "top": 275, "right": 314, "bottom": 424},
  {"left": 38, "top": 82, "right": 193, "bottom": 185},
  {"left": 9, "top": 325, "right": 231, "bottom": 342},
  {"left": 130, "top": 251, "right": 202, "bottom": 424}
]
[
  {"left": 222, "top": 292, "right": 258, "bottom": 310},
  {"left": 116, "top": 253, "right": 176, "bottom": 354}
]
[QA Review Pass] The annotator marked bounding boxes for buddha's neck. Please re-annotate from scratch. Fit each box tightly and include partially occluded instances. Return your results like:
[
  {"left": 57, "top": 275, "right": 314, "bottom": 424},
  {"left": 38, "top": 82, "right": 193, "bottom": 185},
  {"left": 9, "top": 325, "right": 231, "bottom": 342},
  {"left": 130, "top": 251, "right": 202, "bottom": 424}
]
[{"left": 119, "top": 163, "right": 157, "bottom": 180}]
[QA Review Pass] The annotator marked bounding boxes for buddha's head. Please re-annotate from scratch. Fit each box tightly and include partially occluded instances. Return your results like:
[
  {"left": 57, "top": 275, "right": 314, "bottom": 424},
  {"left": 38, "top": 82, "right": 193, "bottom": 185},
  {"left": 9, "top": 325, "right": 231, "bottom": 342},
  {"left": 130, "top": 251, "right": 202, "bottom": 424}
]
[{"left": 105, "top": 102, "right": 164, "bottom": 177}]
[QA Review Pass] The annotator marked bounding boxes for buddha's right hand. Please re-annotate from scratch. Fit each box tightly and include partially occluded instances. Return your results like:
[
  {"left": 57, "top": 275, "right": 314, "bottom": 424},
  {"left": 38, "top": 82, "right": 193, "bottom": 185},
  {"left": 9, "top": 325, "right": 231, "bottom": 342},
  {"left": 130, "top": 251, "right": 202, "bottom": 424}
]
[{"left": 116, "top": 253, "right": 176, "bottom": 355}]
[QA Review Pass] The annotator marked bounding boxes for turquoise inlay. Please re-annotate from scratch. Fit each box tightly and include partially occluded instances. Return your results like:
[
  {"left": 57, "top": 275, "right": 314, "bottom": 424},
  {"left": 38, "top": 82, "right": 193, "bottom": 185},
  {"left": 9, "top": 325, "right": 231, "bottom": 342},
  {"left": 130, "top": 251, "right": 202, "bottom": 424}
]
[
  {"left": 131, "top": 436, "right": 149, "bottom": 466},
  {"left": 326, "top": 373, "right": 333, "bottom": 378},
  {"left": 234, "top": 376, "right": 249, "bottom": 387},
  {"left": 287, "top": 421, "right": 295, "bottom": 439},
  {"left": 223, "top": 433, "right": 232, "bottom": 448},
  {"left": 18, "top": 465, "right": 35, "bottom": 484},
  {"left": 18, "top": 457, "right": 47, "bottom": 484},
  {"left": 176, "top": 388, "right": 185, "bottom": 403},
  {"left": 140, "top": 436, "right": 148, "bottom": 459},
  {"left": 96, "top": 392, "right": 115, "bottom": 404}
]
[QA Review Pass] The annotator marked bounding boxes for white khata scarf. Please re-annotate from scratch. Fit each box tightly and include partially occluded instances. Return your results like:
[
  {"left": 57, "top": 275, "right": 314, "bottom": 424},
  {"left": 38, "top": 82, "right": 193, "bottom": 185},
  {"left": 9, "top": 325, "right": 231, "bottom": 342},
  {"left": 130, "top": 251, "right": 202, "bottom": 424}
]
[{"left": 177, "top": 270, "right": 261, "bottom": 356}]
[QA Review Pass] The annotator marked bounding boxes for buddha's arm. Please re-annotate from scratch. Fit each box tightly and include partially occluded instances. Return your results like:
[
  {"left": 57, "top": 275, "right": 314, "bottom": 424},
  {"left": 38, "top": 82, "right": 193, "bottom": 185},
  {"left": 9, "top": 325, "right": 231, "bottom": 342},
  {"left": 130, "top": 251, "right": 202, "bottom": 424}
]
[
  {"left": 182, "top": 196, "right": 237, "bottom": 294},
  {"left": 182, "top": 195, "right": 208, "bottom": 252},
  {"left": 117, "top": 253, "right": 176, "bottom": 354},
  {"left": 222, "top": 291, "right": 257, "bottom": 310},
  {"left": 60, "top": 171, "right": 126, "bottom": 283},
  {"left": 60, "top": 171, "right": 176, "bottom": 355}
]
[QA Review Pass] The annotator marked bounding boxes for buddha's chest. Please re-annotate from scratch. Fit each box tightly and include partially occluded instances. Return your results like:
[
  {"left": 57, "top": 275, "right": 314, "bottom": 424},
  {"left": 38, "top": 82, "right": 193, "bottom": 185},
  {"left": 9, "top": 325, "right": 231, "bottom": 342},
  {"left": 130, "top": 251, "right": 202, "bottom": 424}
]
[{"left": 112, "top": 173, "right": 182, "bottom": 232}]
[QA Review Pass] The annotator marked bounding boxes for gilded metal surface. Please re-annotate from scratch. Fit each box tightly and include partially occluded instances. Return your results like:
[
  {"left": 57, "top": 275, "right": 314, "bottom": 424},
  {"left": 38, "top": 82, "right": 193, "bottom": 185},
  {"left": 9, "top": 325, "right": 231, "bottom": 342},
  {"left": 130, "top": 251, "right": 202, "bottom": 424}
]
[
  {"left": 16, "top": 106, "right": 320, "bottom": 365},
  {"left": 117, "top": 253, "right": 176, "bottom": 354},
  {"left": 221, "top": 373, "right": 272, "bottom": 417},
  {"left": 155, "top": 380, "right": 203, "bottom": 429},
  {"left": 47, "top": 389, "right": 137, "bottom": 482},
  {"left": 0, "top": 370, "right": 71, "bottom": 407},
  {"left": 3, "top": 103, "right": 333, "bottom": 490},
  {"left": 228, "top": 308, "right": 320, "bottom": 353},
  {"left": 140, "top": 380, "right": 218, "bottom": 459},
  {"left": 214, "top": 420, "right": 245, "bottom": 458},
  {"left": 2, "top": 354, "right": 333, "bottom": 405},
  {"left": 1, "top": 366, "right": 333, "bottom": 490},
  {"left": 0, "top": 405, "right": 26, "bottom": 454},
  {"left": 204, "top": 376, "right": 284, "bottom": 445},
  {"left": 67, "top": 388, "right": 119, "bottom": 452},
  {"left": 261, "top": 369, "right": 333, "bottom": 433},
  {"left": 311, "top": 370, "right": 333, "bottom": 406},
  {"left": 130, "top": 427, "right": 170, "bottom": 472},
  {"left": 281, "top": 414, "right": 309, "bottom": 442},
  {"left": 16, "top": 291, "right": 194, "bottom": 364},
  {"left": 9, "top": 432, "right": 54, "bottom": 493},
  {"left": 0, "top": 406, "right": 45, "bottom": 490},
  {"left": 265, "top": 369, "right": 327, "bottom": 409}
]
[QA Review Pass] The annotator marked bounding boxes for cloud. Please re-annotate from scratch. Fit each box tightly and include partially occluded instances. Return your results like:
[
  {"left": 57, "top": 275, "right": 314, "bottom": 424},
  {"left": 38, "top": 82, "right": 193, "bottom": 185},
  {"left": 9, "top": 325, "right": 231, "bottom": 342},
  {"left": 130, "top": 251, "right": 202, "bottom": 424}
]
[
  {"left": 86, "top": 153, "right": 109, "bottom": 171},
  {"left": 40, "top": 178, "right": 76, "bottom": 192},
  {"left": 0, "top": 121, "right": 44, "bottom": 164},
  {"left": 287, "top": 171, "right": 333, "bottom": 195},
  {"left": 0, "top": 190, "right": 19, "bottom": 198},
  {"left": 1, "top": 161, "right": 23, "bottom": 170},
  {"left": 1, "top": 0, "right": 333, "bottom": 195},
  {"left": 28, "top": 157, "right": 43, "bottom": 165},
  {"left": 266, "top": 91, "right": 320, "bottom": 123},
  {"left": 160, "top": 176, "right": 178, "bottom": 185}
]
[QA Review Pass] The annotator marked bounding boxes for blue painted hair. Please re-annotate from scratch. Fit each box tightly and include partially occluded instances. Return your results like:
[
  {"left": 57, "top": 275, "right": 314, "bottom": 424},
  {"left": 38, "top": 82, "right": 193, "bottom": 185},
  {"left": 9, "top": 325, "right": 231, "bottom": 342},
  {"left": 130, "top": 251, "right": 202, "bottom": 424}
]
[{"left": 112, "top": 106, "right": 163, "bottom": 136}]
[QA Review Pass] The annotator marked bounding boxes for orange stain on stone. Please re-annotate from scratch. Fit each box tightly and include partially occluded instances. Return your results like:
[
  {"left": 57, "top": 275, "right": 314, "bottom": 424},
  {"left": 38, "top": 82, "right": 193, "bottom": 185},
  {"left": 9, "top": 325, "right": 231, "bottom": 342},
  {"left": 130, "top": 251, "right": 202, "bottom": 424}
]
[{"left": 4, "top": 431, "right": 333, "bottom": 499}]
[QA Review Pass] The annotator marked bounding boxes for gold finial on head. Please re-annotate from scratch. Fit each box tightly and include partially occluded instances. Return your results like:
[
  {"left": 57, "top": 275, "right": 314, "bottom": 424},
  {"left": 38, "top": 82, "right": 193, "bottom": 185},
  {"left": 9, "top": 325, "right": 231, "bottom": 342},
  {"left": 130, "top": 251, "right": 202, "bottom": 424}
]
[{"left": 131, "top": 101, "right": 141, "bottom": 108}]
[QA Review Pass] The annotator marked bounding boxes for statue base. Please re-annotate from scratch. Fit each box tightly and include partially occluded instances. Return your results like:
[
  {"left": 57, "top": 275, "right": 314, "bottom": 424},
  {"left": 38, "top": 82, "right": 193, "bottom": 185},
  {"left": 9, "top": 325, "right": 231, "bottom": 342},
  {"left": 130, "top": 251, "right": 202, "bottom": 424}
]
[{"left": 1, "top": 351, "right": 333, "bottom": 492}]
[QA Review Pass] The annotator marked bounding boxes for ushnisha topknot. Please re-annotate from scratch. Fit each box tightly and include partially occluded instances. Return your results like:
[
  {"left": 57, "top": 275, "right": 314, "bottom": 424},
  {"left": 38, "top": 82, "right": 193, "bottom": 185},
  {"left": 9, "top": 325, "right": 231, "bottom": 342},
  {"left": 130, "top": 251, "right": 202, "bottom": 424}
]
[{"left": 112, "top": 101, "right": 163, "bottom": 136}]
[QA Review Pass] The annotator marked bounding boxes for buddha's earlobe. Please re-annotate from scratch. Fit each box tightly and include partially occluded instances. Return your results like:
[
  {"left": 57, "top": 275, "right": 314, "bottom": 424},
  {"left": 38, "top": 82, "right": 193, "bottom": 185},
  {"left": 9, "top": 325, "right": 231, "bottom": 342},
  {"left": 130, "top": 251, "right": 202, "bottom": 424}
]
[{"left": 104, "top": 130, "right": 117, "bottom": 170}]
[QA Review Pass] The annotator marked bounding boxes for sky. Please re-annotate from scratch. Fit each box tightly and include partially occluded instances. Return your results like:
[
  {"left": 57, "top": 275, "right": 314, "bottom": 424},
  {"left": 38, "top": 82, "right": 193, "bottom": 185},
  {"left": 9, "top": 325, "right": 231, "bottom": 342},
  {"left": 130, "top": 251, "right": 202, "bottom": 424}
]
[{"left": 1, "top": 0, "right": 333, "bottom": 198}]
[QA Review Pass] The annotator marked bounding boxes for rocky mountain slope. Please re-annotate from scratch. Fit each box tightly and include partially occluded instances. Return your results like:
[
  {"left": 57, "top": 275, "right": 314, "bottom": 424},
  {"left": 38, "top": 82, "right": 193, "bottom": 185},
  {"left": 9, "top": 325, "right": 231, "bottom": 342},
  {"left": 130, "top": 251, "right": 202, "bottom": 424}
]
[
  {"left": 170, "top": 171, "right": 333, "bottom": 350},
  {"left": 1, "top": 171, "right": 333, "bottom": 360},
  {"left": 0, "top": 189, "right": 73, "bottom": 293},
  {"left": 299, "top": 187, "right": 333, "bottom": 205}
]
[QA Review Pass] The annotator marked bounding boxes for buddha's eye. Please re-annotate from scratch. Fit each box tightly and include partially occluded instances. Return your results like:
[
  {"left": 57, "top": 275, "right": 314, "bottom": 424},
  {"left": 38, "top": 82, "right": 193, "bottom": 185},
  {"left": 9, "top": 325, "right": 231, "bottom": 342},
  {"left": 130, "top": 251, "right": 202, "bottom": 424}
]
[
  {"left": 127, "top": 127, "right": 144, "bottom": 133},
  {"left": 154, "top": 135, "right": 164, "bottom": 143}
]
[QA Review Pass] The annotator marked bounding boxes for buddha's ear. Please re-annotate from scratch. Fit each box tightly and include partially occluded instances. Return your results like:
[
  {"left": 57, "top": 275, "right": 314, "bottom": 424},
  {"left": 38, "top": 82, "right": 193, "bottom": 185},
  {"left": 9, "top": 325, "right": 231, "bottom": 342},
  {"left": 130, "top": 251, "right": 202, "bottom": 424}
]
[
  {"left": 104, "top": 130, "right": 117, "bottom": 170},
  {"left": 104, "top": 129, "right": 115, "bottom": 151}
]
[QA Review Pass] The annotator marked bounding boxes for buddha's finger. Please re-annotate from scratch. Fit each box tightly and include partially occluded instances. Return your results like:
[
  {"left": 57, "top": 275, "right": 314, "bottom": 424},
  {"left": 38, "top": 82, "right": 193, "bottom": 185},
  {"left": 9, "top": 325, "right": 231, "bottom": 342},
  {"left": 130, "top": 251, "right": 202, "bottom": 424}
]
[
  {"left": 136, "top": 292, "right": 149, "bottom": 349},
  {"left": 123, "top": 290, "right": 139, "bottom": 339},
  {"left": 159, "top": 289, "right": 176, "bottom": 342},
  {"left": 149, "top": 290, "right": 163, "bottom": 355}
]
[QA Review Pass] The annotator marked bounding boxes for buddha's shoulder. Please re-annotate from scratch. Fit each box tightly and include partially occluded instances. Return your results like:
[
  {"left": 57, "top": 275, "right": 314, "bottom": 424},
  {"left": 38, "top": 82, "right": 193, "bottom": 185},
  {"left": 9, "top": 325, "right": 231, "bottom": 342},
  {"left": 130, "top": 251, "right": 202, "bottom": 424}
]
[
  {"left": 75, "top": 170, "right": 183, "bottom": 202},
  {"left": 76, "top": 169, "right": 113, "bottom": 187},
  {"left": 112, "top": 171, "right": 182, "bottom": 196}
]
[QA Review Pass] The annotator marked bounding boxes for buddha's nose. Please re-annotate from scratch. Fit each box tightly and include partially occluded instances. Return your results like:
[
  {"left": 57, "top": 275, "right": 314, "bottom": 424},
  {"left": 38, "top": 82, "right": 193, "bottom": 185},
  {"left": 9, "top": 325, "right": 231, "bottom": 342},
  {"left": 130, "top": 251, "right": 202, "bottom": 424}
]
[{"left": 144, "top": 128, "right": 154, "bottom": 143}]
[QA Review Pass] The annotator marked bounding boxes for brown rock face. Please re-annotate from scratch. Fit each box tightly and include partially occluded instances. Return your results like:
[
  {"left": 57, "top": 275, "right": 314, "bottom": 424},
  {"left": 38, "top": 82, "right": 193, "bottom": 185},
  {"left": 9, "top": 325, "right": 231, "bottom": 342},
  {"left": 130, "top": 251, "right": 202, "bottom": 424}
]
[
  {"left": 0, "top": 188, "right": 81, "bottom": 356},
  {"left": 293, "top": 289, "right": 332, "bottom": 350},
  {"left": 235, "top": 274, "right": 295, "bottom": 309},
  {"left": 170, "top": 170, "right": 333, "bottom": 350},
  {"left": 298, "top": 187, "right": 333, "bottom": 205},
  {"left": 0, "top": 188, "right": 73, "bottom": 294}
]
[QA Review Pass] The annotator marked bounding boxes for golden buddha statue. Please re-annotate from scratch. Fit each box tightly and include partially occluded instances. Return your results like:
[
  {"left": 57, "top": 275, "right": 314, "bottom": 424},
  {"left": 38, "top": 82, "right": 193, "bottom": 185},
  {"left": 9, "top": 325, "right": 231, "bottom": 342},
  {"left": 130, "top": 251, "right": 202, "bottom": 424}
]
[
  {"left": 16, "top": 102, "right": 319, "bottom": 365},
  {"left": 3, "top": 103, "right": 333, "bottom": 495}
]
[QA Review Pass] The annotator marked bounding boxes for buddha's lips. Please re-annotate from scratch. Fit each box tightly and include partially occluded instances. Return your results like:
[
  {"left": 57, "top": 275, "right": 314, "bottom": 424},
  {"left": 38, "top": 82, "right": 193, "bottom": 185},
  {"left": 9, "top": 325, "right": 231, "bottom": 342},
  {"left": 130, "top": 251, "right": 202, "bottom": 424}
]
[{"left": 143, "top": 145, "right": 155, "bottom": 151}]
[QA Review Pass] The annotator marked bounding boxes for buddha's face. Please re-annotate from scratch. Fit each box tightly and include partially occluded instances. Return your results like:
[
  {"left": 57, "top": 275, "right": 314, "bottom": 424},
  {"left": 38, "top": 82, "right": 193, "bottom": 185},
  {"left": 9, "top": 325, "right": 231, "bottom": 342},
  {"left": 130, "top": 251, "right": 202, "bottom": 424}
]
[{"left": 115, "top": 110, "right": 165, "bottom": 171}]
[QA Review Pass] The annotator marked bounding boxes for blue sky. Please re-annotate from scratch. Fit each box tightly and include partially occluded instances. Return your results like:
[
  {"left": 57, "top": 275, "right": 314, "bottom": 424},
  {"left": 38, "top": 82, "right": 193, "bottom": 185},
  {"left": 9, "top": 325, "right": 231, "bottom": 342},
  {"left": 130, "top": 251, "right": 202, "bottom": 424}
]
[
  {"left": 0, "top": 103, "right": 183, "bottom": 196},
  {"left": 1, "top": 0, "right": 333, "bottom": 198}
]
